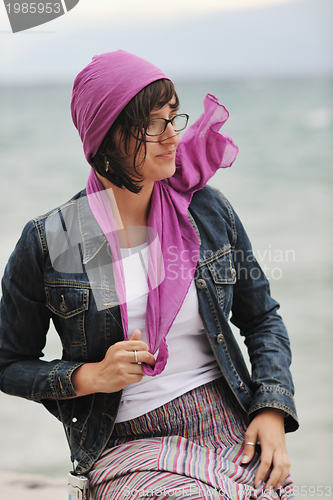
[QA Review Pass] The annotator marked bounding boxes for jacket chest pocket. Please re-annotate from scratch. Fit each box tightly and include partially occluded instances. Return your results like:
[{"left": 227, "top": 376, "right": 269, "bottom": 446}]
[
  {"left": 205, "top": 253, "right": 237, "bottom": 318},
  {"left": 45, "top": 286, "right": 89, "bottom": 359}
]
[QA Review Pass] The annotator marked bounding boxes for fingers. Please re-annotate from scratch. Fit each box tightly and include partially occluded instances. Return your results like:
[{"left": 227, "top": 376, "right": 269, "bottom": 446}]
[
  {"left": 241, "top": 442, "right": 256, "bottom": 465},
  {"left": 248, "top": 444, "right": 290, "bottom": 491},
  {"left": 252, "top": 437, "right": 291, "bottom": 490},
  {"left": 241, "top": 430, "right": 257, "bottom": 464},
  {"left": 96, "top": 328, "right": 158, "bottom": 393},
  {"left": 127, "top": 329, "right": 150, "bottom": 352},
  {"left": 129, "top": 329, "right": 142, "bottom": 341},
  {"left": 126, "top": 329, "right": 155, "bottom": 367},
  {"left": 242, "top": 409, "right": 290, "bottom": 491},
  {"left": 254, "top": 445, "right": 273, "bottom": 488},
  {"left": 128, "top": 348, "right": 156, "bottom": 367},
  {"left": 100, "top": 330, "right": 156, "bottom": 393},
  {"left": 264, "top": 449, "right": 291, "bottom": 491}
]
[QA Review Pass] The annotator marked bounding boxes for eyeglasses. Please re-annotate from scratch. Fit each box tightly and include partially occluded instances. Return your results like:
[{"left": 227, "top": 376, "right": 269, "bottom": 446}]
[{"left": 145, "top": 114, "right": 189, "bottom": 137}]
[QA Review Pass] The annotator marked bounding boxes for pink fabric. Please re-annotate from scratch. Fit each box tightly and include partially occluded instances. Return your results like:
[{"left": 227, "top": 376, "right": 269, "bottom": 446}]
[
  {"left": 73, "top": 51, "right": 238, "bottom": 375},
  {"left": 86, "top": 93, "right": 238, "bottom": 375},
  {"left": 71, "top": 50, "right": 170, "bottom": 163}
]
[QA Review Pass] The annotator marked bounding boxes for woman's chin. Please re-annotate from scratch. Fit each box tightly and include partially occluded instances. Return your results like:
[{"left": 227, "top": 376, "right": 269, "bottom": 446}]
[
  {"left": 152, "top": 163, "right": 176, "bottom": 182},
  {"left": 162, "top": 162, "right": 176, "bottom": 179}
]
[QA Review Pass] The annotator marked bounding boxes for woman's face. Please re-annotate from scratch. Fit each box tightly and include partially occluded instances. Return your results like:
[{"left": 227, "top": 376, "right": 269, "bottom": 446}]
[{"left": 121, "top": 97, "right": 180, "bottom": 189}]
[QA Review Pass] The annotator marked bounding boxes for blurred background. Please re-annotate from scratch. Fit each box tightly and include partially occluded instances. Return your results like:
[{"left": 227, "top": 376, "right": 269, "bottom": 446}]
[{"left": 0, "top": 0, "right": 332, "bottom": 492}]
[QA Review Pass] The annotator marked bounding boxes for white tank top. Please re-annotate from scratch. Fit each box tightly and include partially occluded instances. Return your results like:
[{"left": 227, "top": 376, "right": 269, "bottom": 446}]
[{"left": 115, "top": 242, "right": 221, "bottom": 423}]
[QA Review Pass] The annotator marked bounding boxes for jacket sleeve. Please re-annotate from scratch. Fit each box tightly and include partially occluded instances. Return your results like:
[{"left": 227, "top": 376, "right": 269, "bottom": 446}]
[
  {"left": 228, "top": 200, "right": 299, "bottom": 432},
  {"left": 0, "top": 220, "right": 82, "bottom": 401}
]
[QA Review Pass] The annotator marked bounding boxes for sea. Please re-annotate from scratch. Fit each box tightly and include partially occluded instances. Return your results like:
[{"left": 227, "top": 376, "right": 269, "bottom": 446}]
[{"left": 0, "top": 78, "right": 332, "bottom": 490}]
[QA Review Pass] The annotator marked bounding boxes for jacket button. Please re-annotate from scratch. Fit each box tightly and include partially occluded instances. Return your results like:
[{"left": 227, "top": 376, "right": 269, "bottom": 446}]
[
  {"left": 231, "top": 268, "right": 237, "bottom": 279},
  {"left": 239, "top": 382, "right": 245, "bottom": 391},
  {"left": 59, "top": 302, "right": 68, "bottom": 313},
  {"left": 59, "top": 294, "right": 68, "bottom": 313},
  {"left": 196, "top": 278, "right": 206, "bottom": 289},
  {"left": 216, "top": 333, "right": 224, "bottom": 344}
]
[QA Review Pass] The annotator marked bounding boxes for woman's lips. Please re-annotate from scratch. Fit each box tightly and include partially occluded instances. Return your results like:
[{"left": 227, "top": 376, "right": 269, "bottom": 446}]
[{"left": 156, "top": 150, "right": 176, "bottom": 159}]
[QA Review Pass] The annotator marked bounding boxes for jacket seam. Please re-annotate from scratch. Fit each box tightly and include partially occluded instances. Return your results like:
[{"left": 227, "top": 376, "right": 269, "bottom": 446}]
[
  {"left": 197, "top": 246, "right": 234, "bottom": 267},
  {"left": 44, "top": 281, "right": 108, "bottom": 289},
  {"left": 106, "top": 309, "right": 124, "bottom": 333},
  {"left": 197, "top": 273, "right": 250, "bottom": 409},
  {"left": 187, "top": 210, "right": 201, "bottom": 244},
  {"left": 209, "top": 186, "right": 237, "bottom": 248},
  {"left": 256, "top": 385, "right": 294, "bottom": 399},
  {"left": 249, "top": 403, "right": 299, "bottom": 423},
  {"left": 34, "top": 219, "right": 48, "bottom": 267},
  {"left": 33, "top": 199, "right": 78, "bottom": 222}
]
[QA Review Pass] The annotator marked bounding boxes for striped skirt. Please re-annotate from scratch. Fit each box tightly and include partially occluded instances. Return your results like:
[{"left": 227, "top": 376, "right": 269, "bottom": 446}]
[{"left": 89, "top": 378, "right": 294, "bottom": 500}]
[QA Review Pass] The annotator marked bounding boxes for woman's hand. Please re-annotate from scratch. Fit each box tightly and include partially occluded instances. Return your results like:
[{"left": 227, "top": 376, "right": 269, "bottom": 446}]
[
  {"left": 241, "top": 408, "right": 291, "bottom": 491},
  {"left": 72, "top": 329, "right": 156, "bottom": 397}
]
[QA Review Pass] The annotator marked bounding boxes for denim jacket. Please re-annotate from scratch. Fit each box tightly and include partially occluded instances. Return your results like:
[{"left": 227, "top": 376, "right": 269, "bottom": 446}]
[{"left": 0, "top": 186, "right": 298, "bottom": 473}]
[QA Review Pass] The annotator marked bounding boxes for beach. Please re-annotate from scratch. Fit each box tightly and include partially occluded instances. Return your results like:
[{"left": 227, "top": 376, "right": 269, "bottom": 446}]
[{"left": 0, "top": 469, "right": 67, "bottom": 499}]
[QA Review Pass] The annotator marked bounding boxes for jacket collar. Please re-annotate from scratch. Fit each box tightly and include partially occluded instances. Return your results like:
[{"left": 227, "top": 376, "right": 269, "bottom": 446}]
[
  {"left": 77, "top": 190, "right": 107, "bottom": 264},
  {"left": 77, "top": 189, "right": 202, "bottom": 264}
]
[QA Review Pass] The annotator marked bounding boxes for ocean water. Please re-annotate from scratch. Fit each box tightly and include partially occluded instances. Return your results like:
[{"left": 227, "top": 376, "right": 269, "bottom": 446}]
[{"left": 0, "top": 79, "right": 332, "bottom": 488}]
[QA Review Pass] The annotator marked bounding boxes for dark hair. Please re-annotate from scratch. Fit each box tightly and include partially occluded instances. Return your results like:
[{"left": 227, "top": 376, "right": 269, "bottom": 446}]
[{"left": 91, "top": 79, "right": 179, "bottom": 194}]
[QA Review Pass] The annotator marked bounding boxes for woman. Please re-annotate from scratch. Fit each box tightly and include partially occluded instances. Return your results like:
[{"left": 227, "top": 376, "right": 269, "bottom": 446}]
[{"left": 0, "top": 50, "right": 298, "bottom": 499}]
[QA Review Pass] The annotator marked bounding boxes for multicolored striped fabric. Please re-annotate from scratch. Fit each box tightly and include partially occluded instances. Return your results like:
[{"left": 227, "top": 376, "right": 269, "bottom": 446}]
[{"left": 89, "top": 378, "right": 294, "bottom": 500}]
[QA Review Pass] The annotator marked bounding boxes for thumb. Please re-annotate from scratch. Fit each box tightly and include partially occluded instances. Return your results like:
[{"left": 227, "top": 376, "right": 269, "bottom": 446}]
[
  {"left": 129, "top": 329, "right": 141, "bottom": 341},
  {"left": 241, "top": 440, "right": 257, "bottom": 464}
]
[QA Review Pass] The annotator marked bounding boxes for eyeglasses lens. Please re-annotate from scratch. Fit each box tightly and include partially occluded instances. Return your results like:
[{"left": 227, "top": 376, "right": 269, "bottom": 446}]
[
  {"left": 146, "top": 115, "right": 188, "bottom": 136},
  {"left": 172, "top": 115, "right": 188, "bottom": 132}
]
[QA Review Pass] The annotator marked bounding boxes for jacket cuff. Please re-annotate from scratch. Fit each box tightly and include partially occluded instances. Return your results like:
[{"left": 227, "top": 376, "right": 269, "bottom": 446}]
[
  {"left": 28, "top": 361, "right": 84, "bottom": 400},
  {"left": 248, "top": 385, "right": 299, "bottom": 433},
  {"left": 49, "top": 361, "right": 84, "bottom": 398}
]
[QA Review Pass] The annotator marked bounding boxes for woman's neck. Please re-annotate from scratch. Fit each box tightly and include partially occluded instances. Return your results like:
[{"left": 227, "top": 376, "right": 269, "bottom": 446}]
[{"left": 96, "top": 173, "right": 153, "bottom": 247}]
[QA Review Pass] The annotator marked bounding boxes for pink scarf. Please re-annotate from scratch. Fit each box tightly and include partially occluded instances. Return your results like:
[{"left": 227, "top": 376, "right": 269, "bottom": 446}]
[
  {"left": 71, "top": 51, "right": 238, "bottom": 374},
  {"left": 86, "top": 93, "right": 238, "bottom": 375}
]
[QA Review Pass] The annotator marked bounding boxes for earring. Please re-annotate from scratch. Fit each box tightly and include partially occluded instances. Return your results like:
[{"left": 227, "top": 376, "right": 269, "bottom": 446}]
[{"left": 104, "top": 158, "right": 110, "bottom": 172}]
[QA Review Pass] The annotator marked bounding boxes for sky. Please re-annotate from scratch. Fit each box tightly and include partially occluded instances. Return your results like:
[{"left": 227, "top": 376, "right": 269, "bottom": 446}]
[
  {"left": 58, "top": 0, "right": 302, "bottom": 21},
  {"left": 0, "top": 0, "right": 332, "bottom": 83}
]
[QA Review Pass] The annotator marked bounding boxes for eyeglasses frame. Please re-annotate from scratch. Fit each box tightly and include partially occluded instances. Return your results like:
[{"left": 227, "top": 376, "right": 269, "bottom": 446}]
[{"left": 145, "top": 114, "right": 189, "bottom": 137}]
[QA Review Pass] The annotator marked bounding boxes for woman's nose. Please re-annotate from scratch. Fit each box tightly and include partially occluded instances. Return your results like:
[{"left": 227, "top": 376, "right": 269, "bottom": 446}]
[{"left": 159, "top": 122, "right": 179, "bottom": 143}]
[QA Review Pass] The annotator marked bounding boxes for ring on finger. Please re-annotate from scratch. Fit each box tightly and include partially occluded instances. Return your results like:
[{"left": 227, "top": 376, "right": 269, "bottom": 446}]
[
  {"left": 134, "top": 350, "right": 138, "bottom": 364},
  {"left": 245, "top": 442, "right": 256, "bottom": 446}
]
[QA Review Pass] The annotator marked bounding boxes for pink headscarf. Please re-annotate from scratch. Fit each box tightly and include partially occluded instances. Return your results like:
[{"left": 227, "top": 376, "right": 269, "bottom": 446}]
[
  {"left": 71, "top": 50, "right": 170, "bottom": 163},
  {"left": 71, "top": 51, "right": 238, "bottom": 375}
]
